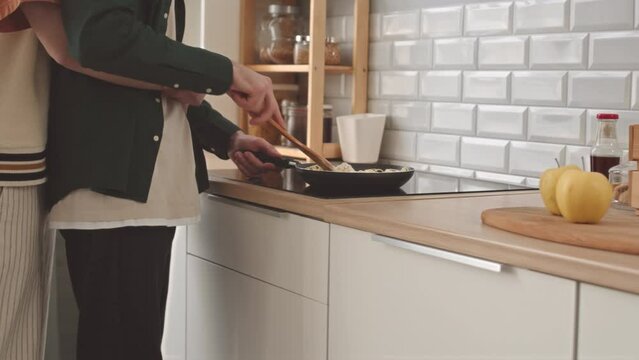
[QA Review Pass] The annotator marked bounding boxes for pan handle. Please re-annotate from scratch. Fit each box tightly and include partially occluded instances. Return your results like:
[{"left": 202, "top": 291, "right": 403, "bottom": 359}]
[
  {"left": 372, "top": 234, "right": 503, "bottom": 273},
  {"left": 249, "top": 152, "right": 298, "bottom": 169}
]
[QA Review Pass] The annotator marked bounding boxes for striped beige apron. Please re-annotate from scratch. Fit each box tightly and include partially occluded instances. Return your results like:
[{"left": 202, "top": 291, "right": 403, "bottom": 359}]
[{"left": 0, "top": 186, "right": 53, "bottom": 360}]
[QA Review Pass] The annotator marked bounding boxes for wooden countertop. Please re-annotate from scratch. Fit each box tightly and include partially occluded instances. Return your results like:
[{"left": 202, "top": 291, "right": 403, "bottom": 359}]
[{"left": 207, "top": 169, "right": 639, "bottom": 295}]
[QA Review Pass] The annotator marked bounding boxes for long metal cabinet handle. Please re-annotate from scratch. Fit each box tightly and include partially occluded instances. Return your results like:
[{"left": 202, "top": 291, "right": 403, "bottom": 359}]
[
  {"left": 372, "top": 234, "right": 503, "bottom": 273},
  {"left": 207, "top": 194, "right": 286, "bottom": 218}
]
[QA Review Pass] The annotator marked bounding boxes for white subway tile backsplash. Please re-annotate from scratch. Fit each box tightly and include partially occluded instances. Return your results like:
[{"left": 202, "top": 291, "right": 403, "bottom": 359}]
[
  {"left": 528, "top": 107, "right": 586, "bottom": 144},
  {"left": 465, "top": 2, "right": 513, "bottom": 36},
  {"left": 478, "top": 36, "right": 529, "bottom": 69},
  {"left": 428, "top": 165, "right": 475, "bottom": 178},
  {"left": 431, "top": 103, "right": 477, "bottom": 135},
  {"left": 571, "top": 0, "right": 634, "bottom": 31},
  {"left": 509, "top": 141, "right": 566, "bottom": 176},
  {"left": 381, "top": 130, "right": 417, "bottom": 161},
  {"left": 419, "top": 71, "right": 462, "bottom": 101},
  {"left": 417, "top": 133, "right": 461, "bottom": 166},
  {"left": 368, "top": 71, "right": 380, "bottom": 99},
  {"left": 392, "top": 40, "right": 433, "bottom": 69},
  {"left": 511, "top": 71, "right": 567, "bottom": 106},
  {"left": 568, "top": 71, "right": 631, "bottom": 109},
  {"left": 370, "top": 13, "right": 382, "bottom": 41},
  {"left": 381, "top": 10, "right": 421, "bottom": 40},
  {"left": 390, "top": 102, "right": 431, "bottom": 131},
  {"left": 460, "top": 178, "right": 510, "bottom": 191},
  {"left": 416, "top": 172, "right": 460, "bottom": 193},
  {"left": 327, "top": 17, "right": 347, "bottom": 43},
  {"left": 475, "top": 171, "right": 528, "bottom": 185},
  {"left": 514, "top": 0, "right": 569, "bottom": 34},
  {"left": 369, "top": 42, "right": 393, "bottom": 70},
  {"left": 476, "top": 105, "right": 528, "bottom": 140},
  {"left": 589, "top": 32, "right": 639, "bottom": 69},
  {"left": 345, "top": 16, "right": 355, "bottom": 42},
  {"left": 461, "top": 137, "right": 510, "bottom": 172},
  {"left": 463, "top": 71, "right": 511, "bottom": 104},
  {"left": 433, "top": 38, "right": 477, "bottom": 69},
  {"left": 368, "top": 100, "right": 391, "bottom": 120},
  {"left": 566, "top": 145, "right": 592, "bottom": 170},
  {"left": 325, "top": 74, "right": 344, "bottom": 98},
  {"left": 379, "top": 71, "right": 419, "bottom": 99},
  {"left": 530, "top": 33, "right": 588, "bottom": 69},
  {"left": 421, "top": 6, "right": 464, "bottom": 38},
  {"left": 586, "top": 109, "right": 639, "bottom": 147},
  {"left": 364, "top": 1, "right": 639, "bottom": 180}
]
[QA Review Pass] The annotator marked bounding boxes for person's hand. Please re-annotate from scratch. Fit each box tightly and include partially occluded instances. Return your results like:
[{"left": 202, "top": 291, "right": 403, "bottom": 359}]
[
  {"left": 228, "top": 131, "right": 281, "bottom": 177},
  {"left": 227, "top": 63, "right": 285, "bottom": 128},
  {"left": 162, "top": 88, "right": 206, "bottom": 106}
]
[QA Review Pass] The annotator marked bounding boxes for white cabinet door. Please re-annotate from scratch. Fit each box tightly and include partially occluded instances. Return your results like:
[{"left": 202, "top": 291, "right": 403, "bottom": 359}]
[
  {"left": 188, "top": 194, "right": 329, "bottom": 303},
  {"left": 329, "top": 225, "right": 577, "bottom": 360},
  {"left": 578, "top": 283, "right": 639, "bottom": 359},
  {"left": 186, "top": 255, "right": 327, "bottom": 360}
]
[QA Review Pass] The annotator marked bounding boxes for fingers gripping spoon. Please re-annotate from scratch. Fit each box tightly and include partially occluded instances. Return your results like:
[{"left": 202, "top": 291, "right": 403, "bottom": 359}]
[{"left": 267, "top": 119, "right": 335, "bottom": 171}]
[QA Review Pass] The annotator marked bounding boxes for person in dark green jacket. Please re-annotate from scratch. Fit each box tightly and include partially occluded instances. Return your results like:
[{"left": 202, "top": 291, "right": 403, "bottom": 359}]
[{"left": 46, "top": 0, "right": 285, "bottom": 359}]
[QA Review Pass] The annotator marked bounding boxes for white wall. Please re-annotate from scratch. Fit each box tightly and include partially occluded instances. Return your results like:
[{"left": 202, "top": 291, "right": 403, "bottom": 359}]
[{"left": 325, "top": 0, "right": 639, "bottom": 193}]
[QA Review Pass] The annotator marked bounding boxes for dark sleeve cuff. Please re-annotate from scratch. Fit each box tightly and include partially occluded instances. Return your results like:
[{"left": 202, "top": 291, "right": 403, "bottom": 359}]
[{"left": 186, "top": 101, "right": 241, "bottom": 160}]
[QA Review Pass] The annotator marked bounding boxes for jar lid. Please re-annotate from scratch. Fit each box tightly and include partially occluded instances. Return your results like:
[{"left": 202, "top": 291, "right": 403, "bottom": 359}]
[
  {"left": 597, "top": 113, "right": 619, "bottom": 120},
  {"left": 268, "top": 4, "right": 300, "bottom": 15},
  {"left": 326, "top": 36, "right": 338, "bottom": 44},
  {"left": 295, "top": 35, "right": 311, "bottom": 42},
  {"left": 323, "top": 105, "right": 333, "bottom": 110}
]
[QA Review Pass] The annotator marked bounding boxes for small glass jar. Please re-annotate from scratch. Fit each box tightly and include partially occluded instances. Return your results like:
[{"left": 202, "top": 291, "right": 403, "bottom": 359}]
[
  {"left": 609, "top": 158, "right": 638, "bottom": 210},
  {"left": 294, "top": 35, "right": 310, "bottom": 64},
  {"left": 284, "top": 104, "right": 307, "bottom": 146},
  {"left": 325, "top": 36, "right": 341, "bottom": 65},
  {"left": 262, "top": 5, "right": 303, "bottom": 64},
  {"left": 323, "top": 105, "right": 333, "bottom": 143}
]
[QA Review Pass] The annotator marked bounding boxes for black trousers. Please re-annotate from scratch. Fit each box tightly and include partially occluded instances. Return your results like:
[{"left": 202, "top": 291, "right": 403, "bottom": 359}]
[{"left": 61, "top": 226, "right": 175, "bottom": 360}]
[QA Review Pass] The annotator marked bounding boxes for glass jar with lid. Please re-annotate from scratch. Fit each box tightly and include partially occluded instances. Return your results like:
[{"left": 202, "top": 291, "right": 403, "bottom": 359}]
[
  {"left": 263, "top": 5, "right": 303, "bottom": 64},
  {"left": 325, "top": 37, "right": 341, "bottom": 65},
  {"left": 284, "top": 104, "right": 307, "bottom": 146},
  {"left": 591, "top": 113, "right": 622, "bottom": 177},
  {"left": 294, "top": 35, "right": 310, "bottom": 64}
]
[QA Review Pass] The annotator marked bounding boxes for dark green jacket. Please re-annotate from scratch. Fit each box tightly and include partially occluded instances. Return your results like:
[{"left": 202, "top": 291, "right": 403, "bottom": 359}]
[{"left": 47, "top": 0, "right": 240, "bottom": 208}]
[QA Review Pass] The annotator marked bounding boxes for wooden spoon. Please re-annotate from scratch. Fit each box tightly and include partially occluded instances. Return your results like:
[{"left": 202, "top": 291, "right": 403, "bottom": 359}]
[{"left": 268, "top": 119, "right": 335, "bottom": 171}]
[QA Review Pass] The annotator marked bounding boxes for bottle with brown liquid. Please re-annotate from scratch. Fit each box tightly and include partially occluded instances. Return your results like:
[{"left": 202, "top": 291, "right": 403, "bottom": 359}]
[{"left": 591, "top": 113, "right": 622, "bottom": 177}]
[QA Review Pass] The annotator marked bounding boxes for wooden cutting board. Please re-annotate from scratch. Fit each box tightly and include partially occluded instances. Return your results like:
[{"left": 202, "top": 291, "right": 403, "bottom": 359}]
[{"left": 481, "top": 207, "right": 639, "bottom": 255}]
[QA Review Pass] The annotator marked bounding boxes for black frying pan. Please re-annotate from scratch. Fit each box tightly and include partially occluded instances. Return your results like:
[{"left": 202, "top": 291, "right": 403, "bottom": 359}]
[{"left": 254, "top": 153, "right": 415, "bottom": 191}]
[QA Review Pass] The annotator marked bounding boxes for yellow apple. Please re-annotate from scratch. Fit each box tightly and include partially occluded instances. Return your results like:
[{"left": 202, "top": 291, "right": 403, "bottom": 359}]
[
  {"left": 540, "top": 165, "right": 581, "bottom": 215},
  {"left": 555, "top": 170, "right": 613, "bottom": 224}
]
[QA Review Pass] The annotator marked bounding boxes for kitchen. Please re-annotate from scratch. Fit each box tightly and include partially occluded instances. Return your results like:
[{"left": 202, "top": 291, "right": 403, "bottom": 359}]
[{"left": 42, "top": 0, "right": 639, "bottom": 359}]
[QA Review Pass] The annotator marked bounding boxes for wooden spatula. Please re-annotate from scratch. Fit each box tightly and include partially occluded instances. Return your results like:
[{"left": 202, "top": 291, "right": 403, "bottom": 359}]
[{"left": 268, "top": 119, "right": 335, "bottom": 171}]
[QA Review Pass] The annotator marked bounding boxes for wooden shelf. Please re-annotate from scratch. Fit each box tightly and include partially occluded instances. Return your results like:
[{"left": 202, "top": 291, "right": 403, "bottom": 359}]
[
  {"left": 247, "top": 64, "right": 353, "bottom": 74},
  {"left": 276, "top": 143, "right": 342, "bottom": 160}
]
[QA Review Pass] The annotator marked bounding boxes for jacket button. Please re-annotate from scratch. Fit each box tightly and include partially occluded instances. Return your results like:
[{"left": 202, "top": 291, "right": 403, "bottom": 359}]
[
  {"left": 153, "top": 135, "right": 160, "bottom": 142},
  {"left": 205, "top": 88, "right": 212, "bottom": 94},
  {"left": 163, "top": 13, "right": 169, "bottom": 19},
  {"left": 173, "top": 84, "right": 180, "bottom": 89},
  {"left": 155, "top": 98, "right": 161, "bottom": 103}
]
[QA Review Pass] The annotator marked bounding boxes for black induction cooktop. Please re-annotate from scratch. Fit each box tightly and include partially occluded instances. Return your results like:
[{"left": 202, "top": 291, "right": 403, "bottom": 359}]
[{"left": 236, "top": 168, "right": 536, "bottom": 200}]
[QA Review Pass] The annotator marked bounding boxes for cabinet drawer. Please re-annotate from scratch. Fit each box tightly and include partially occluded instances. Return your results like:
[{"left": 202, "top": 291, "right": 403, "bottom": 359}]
[
  {"left": 188, "top": 195, "right": 329, "bottom": 303},
  {"left": 329, "top": 225, "right": 577, "bottom": 360},
  {"left": 578, "top": 283, "right": 639, "bottom": 358},
  {"left": 186, "top": 256, "right": 327, "bottom": 360}
]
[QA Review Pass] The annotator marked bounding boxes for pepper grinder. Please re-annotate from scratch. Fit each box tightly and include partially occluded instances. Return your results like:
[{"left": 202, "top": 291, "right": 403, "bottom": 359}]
[{"left": 630, "top": 125, "right": 639, "bottom": 215}]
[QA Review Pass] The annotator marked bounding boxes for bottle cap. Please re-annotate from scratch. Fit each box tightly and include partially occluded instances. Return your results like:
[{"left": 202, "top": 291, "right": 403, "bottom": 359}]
[{"left": 597, "top": 113, "right": 619, "bottom": 120}]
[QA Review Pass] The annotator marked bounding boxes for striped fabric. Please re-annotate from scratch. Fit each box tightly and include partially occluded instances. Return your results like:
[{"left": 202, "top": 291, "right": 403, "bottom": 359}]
[
  {"left": 0, "top": 152, "right": 46, "bottom": 187},
  {"left": 0, "top": 186, "right": 52, "bottom": 360}
]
